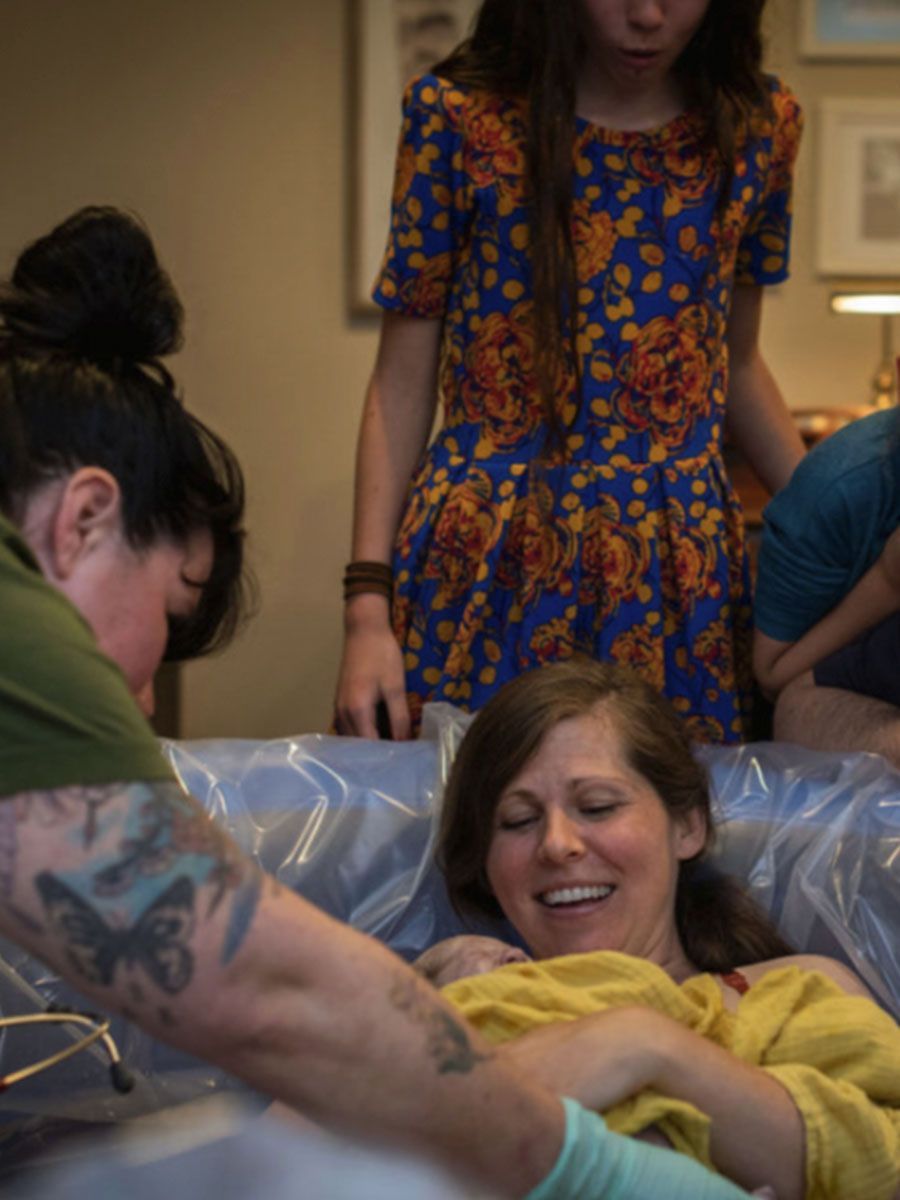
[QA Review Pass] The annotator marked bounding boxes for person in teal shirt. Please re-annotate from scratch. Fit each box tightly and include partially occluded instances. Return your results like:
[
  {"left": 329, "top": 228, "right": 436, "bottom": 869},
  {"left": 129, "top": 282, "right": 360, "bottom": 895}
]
[{"left": 754, "top": 406, "right": 900, "bottom": 766}]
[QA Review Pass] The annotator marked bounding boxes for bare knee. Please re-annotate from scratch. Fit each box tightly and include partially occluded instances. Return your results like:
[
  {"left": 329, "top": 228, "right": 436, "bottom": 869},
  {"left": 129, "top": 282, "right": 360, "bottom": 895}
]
[
  {"left": 772, "top": 672, "right": 816, "bottom": 742},
  {"left": 774, "top": 673, "right": 900, "bottom": 767}
]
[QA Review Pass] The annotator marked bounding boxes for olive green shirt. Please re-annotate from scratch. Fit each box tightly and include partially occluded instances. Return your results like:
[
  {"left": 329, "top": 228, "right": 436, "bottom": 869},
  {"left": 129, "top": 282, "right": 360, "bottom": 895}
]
[{"left": 0, "top": 512, "right": 174, "bottom": 797}]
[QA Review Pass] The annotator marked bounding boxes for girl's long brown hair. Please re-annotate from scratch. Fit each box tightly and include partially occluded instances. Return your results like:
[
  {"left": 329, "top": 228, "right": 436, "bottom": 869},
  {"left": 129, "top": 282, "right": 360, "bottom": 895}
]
[{"left": 433, "top": 0, "right": 772, "bottom": 447}]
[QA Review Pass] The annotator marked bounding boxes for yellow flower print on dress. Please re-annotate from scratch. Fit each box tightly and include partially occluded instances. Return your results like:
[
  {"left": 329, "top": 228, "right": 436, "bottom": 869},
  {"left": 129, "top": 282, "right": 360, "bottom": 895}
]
[
  {"left": 495, "top": 483, "right": 578, "bottom": 606},
  {"left": 658, "top": 499, "right": 721, "bottom": 616},
  {"left": 693, "top": 616, "right": 738, "bottom": 687},
  {"left": 460, "top": 305, "right": 544, "bottom": 450},
  {"left": 610, "top": 623, "right": 665, "bottom": 689},
  {"left": 611, "top": 306, "right": 718, "bottom": 448},
  {"left": 662, "top": 135, "right": 715, "bottom": 208},
  {"left": 400, "top": 252, "right": 453, "bottom": 313},
  {"left": 463, "top": 93, "right": 528, "bottom": 209},
  {"left": 682, "top": 711, "right": 726, "bottom": 743},
  {"left": 580, "top": 501, "right": 651, "bottom": 620},
  {"left": 529, "top": 617, "right": 575, "bottom": 665},
  {"left": 424, "top": 469, "right": 502, "bottom": 602},
  {"left": 396, "top": 461, "right": 452, "bottom": 557},
  {"left": 573, "top": 198, "right": 617, "bottom": 281}
]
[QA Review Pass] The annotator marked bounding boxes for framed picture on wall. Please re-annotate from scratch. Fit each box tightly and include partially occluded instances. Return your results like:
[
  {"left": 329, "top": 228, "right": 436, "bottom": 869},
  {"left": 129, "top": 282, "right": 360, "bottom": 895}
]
[
  {"left": 348, "top": 0, "right": 480, "bottom": 315},
  {"left": 816, "top": 98, "right": 900, "bottom": 276},
  {"left": 800, "top": 0, "right": 900, "bottom": 60}
]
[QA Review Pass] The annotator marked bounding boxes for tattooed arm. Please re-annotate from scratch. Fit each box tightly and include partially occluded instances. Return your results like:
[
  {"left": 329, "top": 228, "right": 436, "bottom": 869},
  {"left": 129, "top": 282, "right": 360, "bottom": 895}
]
[{"left": 0, "top": 781, "right": 563, "bottom": 1196}]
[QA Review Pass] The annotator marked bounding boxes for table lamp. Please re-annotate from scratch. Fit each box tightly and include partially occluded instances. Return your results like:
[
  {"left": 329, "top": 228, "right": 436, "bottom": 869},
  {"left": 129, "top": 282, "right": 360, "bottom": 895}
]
[{"left": 830, "top": 291, "right": 900, "bottom": 408}]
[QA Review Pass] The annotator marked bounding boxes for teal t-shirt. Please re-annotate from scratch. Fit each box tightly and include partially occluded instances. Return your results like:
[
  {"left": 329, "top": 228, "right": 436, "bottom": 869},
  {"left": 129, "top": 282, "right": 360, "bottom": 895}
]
[
  {"left": 755, "top": 408, "right": 900, "bottom": 642},
  {"left": 0, "top": 512, "right": 175, "bottom": 797}
]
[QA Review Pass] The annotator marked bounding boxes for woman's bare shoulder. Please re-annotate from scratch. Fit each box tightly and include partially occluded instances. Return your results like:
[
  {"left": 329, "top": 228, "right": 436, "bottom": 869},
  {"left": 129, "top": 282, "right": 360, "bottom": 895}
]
[{"left": 738, "top": 954, "right": 876, "bottom": 999}]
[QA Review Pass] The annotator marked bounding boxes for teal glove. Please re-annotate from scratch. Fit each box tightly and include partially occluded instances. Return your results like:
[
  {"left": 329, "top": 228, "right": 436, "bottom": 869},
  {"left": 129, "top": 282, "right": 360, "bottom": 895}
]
[{"left": 525, "top": 1097, "right": 754, "bottom": 1200}]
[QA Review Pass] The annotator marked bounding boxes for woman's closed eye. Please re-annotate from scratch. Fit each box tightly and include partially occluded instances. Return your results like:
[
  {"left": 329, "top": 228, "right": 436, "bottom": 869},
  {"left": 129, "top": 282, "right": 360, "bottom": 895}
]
[
  {"left": 496, "top": 810, "right": 539, "bottom": 831},
  {"left": 579, "top": 800, "right": 619, "bottom": 819}
]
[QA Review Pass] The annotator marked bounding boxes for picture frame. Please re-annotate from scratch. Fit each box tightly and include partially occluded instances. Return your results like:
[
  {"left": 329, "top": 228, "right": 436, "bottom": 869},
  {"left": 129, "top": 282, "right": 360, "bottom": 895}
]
[
  {"left": 348, "top": 0, "right": 479, "bottom": 315},
  {"left": 816, "top": 98, "right": 900, "bottom": 276},
  {"left": 800, "top": 0, "right": 900, "bottom": 60}
]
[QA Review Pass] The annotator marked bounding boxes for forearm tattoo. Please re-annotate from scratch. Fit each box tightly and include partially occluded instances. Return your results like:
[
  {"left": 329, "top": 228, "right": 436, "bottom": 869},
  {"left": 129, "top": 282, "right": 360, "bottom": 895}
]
[
  {"left": 35, "top": 870, "right": 196, "bottom": 993},
  {"left": 389, "top": 973, "right": 490, "bottom": 1076},
  {"left": 0, "top": 781, "right": 262, "bottom": 1006}
]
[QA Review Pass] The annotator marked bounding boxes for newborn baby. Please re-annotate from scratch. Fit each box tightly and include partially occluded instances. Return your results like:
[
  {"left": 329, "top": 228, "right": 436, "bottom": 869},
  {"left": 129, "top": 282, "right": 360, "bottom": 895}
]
[
  {"left": 413, "top": 936, "right": 529, "bottom": 987},
  {"left": 415, "top": 936, "right": 779, "bottom": 1200}
]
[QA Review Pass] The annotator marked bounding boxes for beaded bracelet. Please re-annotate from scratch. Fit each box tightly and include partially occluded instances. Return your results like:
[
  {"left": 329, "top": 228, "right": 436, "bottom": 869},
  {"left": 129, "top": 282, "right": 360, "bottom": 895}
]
[{"left": 343, "top": 560, "right": 392, "bottom": 602}]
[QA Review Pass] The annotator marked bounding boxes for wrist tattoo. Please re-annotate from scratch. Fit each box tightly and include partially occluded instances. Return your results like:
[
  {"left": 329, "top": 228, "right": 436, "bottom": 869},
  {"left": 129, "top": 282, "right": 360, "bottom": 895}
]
[{"left": 389, "top": 974, "right": 490, "bottom": 1076}]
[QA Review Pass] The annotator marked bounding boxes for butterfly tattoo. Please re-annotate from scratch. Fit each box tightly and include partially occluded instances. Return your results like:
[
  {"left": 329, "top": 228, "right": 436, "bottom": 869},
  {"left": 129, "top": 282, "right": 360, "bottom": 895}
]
[{"left": 35, "top": 872, "right": 196, "bottom": 994}]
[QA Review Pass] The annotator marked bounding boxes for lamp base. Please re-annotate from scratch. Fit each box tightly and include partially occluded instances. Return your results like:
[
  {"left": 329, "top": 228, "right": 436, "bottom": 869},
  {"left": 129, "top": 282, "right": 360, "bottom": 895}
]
[{"left": 872, "top": 362, "right": 896, "bottom": 409}]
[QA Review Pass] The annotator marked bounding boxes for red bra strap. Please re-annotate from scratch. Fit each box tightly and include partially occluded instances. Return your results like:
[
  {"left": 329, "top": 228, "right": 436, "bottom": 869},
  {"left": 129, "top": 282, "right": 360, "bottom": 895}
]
[{"left": 720, "top": 969, "right": 751, "bottom": 995}]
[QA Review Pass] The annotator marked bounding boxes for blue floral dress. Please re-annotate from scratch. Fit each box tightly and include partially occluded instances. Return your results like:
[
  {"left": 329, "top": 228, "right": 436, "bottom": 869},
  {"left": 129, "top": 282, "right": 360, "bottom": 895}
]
[{"left": 373, "top": 74, "right": 802, "bottom": 742}]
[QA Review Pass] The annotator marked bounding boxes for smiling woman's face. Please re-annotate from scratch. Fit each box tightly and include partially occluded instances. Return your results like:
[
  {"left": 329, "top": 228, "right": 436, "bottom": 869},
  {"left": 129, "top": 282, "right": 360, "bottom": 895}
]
[{"left": 484, "top": 702, "right": 706, "bottom": 971}]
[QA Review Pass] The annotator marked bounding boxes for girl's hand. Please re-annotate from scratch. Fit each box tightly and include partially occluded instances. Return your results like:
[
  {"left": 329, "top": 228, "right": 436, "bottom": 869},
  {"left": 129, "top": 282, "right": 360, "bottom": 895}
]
[
  {"left": 334, "top": 594, "right": 410, "bottom": 739},
  {"left": 499, "top": 1007, "right": 667, "bottom": 1112},
  {"left": 415, "top": 936, "right": 530, "bottom": 988}
]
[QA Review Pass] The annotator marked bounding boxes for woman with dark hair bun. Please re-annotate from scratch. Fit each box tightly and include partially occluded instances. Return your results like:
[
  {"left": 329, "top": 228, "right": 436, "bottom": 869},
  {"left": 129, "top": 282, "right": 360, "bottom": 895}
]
[
  {"left": 0, "top": 205, "right": 249, "bottom": 688},
  {"left": 421, "top": 659, "right": 900, "bottom": 1199},
  {"left": 1, "top": 208, "right": 762, "bottom": 1200},
  {"left": 334, "top": 0, "right": 807, "bottom": 745}
]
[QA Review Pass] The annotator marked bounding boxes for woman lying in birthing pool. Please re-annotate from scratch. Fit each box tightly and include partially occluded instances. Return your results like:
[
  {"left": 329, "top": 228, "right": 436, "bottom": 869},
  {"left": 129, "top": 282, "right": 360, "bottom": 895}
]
[{"left": 415, "top": 660, "right": 900, "bottom": 1200}]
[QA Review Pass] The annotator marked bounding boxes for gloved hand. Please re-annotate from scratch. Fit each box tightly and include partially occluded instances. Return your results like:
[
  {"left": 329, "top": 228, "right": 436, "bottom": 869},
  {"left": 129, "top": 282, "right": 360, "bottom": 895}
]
[{"left": 525, "top": 1097, "right": 755, "bottom": 1200}]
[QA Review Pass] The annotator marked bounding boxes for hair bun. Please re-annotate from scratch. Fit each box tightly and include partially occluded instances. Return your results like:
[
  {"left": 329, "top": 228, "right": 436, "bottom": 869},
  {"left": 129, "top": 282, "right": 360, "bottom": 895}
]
[{"left": 0, "top": 206, "right": 183, "bottom": 367}]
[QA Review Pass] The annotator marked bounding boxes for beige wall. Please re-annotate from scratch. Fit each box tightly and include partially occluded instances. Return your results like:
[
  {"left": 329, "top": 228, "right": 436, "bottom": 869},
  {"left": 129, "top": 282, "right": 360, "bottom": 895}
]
[
  {"left": 764, "top": 0, "right": 900, "bottom": 412},
  {"left": 1, "top": 0, "right": 898, "bottom": 739}
]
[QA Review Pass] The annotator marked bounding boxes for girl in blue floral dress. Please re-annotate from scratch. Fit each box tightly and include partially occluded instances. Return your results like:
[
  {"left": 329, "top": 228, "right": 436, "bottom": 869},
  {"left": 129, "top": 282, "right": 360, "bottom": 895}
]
[{"left": 335, "top": 0, "right": 806, "bottom": 745}]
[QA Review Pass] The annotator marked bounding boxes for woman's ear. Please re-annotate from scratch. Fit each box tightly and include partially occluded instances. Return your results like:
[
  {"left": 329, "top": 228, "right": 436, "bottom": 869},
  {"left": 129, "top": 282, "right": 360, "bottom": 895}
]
[
  {"left": 674, "top": 805, "right": 708, "bottom": 862},
  {"left": 48, "top": 468, "right": 122, "bottom": 580}
]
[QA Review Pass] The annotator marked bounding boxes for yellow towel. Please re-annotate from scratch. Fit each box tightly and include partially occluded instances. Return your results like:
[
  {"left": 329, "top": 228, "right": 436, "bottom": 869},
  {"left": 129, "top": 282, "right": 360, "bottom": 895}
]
[{"left": 443, "top": 951, "right": 900, "bottom": 1200}]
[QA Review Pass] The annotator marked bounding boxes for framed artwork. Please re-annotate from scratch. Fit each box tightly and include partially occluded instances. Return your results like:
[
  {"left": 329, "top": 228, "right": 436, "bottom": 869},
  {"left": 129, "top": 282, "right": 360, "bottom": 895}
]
[
  {"left": 816, "top": 98, "right": 900, "bottom": 276},
  {"left": 800, "top": 0, "right": 900, "bottom": 59},
  {"left": 348, "top": 0, "right": 480, "bottom": 315}
]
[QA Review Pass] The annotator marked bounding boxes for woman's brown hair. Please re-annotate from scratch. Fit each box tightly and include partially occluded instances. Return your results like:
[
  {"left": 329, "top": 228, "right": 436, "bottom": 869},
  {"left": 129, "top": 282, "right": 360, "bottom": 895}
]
[
  {"left": 437, "top": 658, "right": 792, "bottom": 972},
  {"left": 433, "top": 0, "right": 772, "bottom": 448}
]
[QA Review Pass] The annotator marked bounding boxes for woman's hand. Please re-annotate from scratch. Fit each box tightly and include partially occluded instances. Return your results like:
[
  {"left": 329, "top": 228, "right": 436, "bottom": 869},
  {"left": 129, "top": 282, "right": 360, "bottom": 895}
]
[
  {"left": 499, "top": 1006, "right": 663, "bottom": 1112},
  {"left": 502, "top": 1007, "right": 805, "bottom": 1199},
  {"left": 414, "top": 936, "right": 530, "bottom": 988},
  {"left": 334, "top": 593, "right": 410, "bottom": 739}
]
